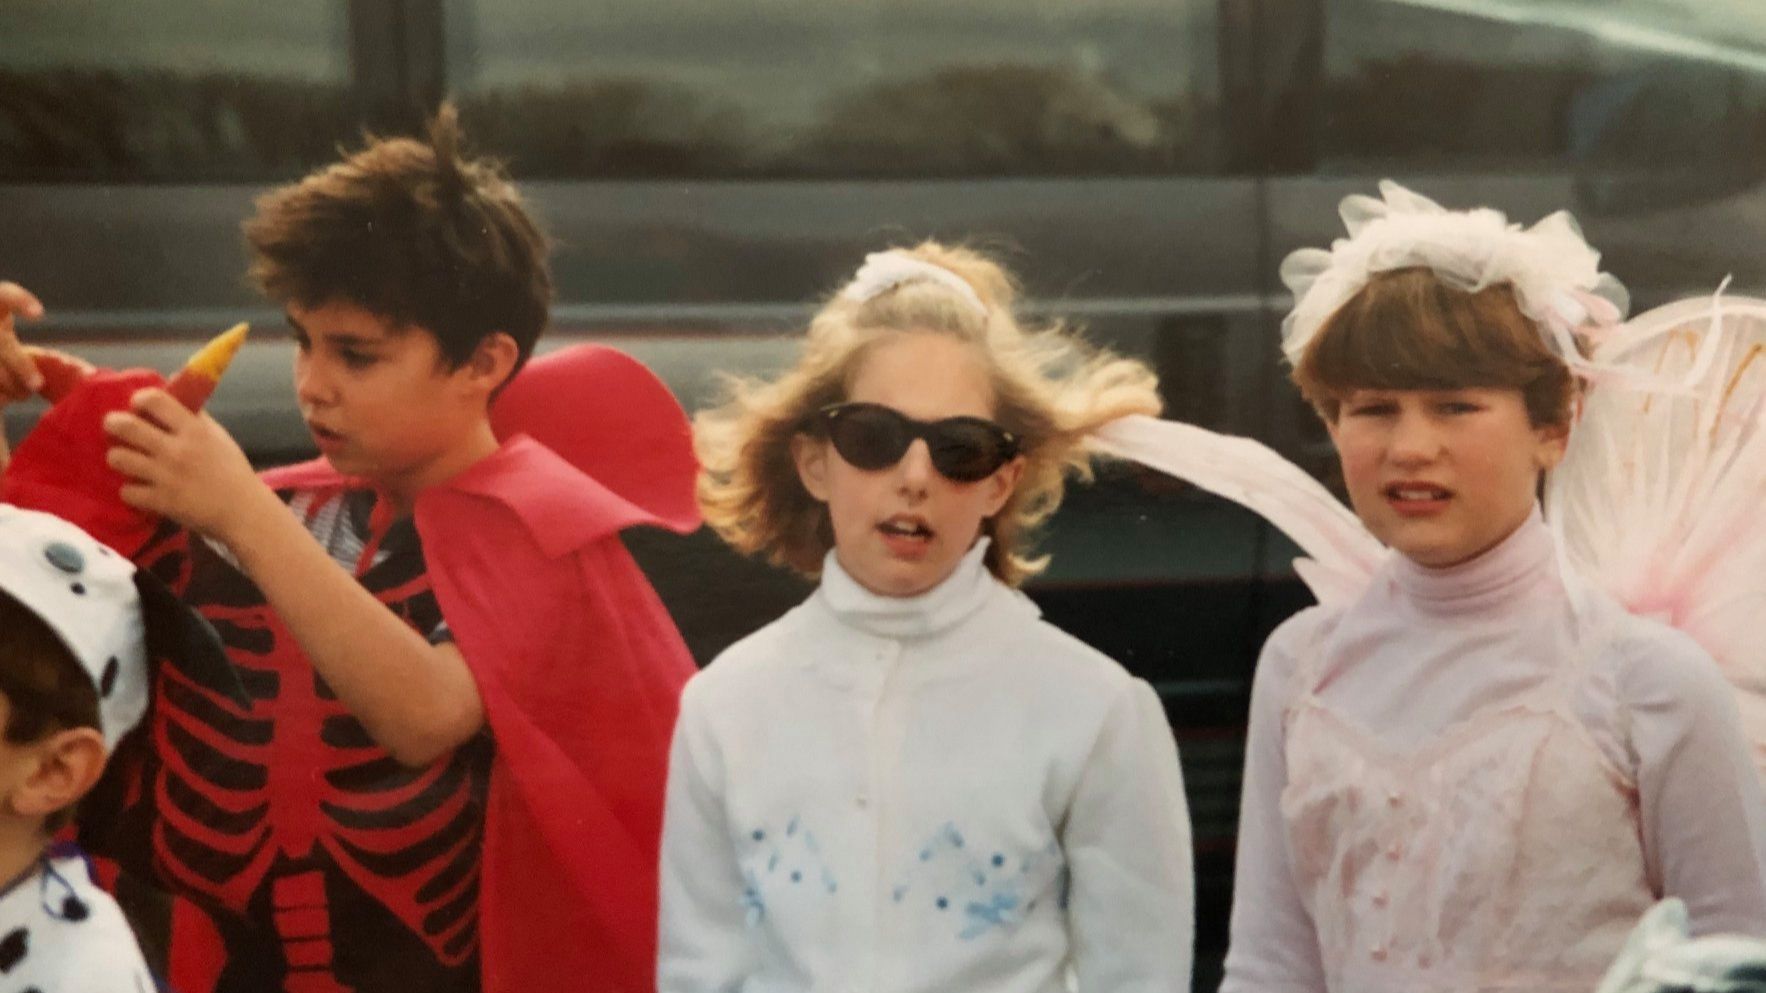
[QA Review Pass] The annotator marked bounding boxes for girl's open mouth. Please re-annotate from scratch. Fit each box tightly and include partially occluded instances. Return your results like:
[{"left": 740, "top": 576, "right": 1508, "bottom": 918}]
[
  {"left": 1384, "top": 482, "right": 1452, "bottom": 515},
  {"left": 877, "top": 515, "right": 934, "bottom": 556}
]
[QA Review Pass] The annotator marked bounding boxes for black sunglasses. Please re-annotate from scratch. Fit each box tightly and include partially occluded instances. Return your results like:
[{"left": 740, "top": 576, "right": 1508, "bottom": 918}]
[{"left": 805, "top": 402, "right": 1020, "bottom": 483}]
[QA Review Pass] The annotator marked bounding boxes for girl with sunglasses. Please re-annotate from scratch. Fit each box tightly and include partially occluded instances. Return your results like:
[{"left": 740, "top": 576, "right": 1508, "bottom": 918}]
[
  {"left": 661, "top": 242, "right": 1194, "bottom": 992},
  {"left": 1100, "top": 183, "right": 1766, "bottom": 993}
]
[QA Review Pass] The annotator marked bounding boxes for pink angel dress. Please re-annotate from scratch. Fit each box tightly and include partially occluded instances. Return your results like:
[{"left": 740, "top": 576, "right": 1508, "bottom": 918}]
[{"left": 1219, "top": 511, "right": 1766, "bottom": 993}]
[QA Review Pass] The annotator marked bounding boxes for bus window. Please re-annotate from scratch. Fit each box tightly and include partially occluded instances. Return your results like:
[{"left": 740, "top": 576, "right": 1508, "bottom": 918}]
[
  {"left": 0, "top": 0, "right": 357, "bottom": 181},
  {"left": 1318, "top": 0, "right": 1766, "bottom": 175},
  {"left": 444, "top": 0, "right": 1226, "bottom": 178}
]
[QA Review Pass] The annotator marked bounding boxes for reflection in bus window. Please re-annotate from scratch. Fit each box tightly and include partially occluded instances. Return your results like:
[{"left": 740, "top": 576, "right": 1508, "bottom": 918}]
[
  {"left": 1321, "top": 0, "right": 1766, "bottom": 172},
  {"left": 447, "top": 0, "right": 1224, "bottom": 178},
  {"left": 1, "top": 0, "right": 354, "bottom": 181}
]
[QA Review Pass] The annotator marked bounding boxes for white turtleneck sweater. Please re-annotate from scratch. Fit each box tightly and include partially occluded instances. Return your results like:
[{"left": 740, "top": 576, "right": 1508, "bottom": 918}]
[
  {"left": 658, "top": 541, "right": 1195, "bottom": 993},
  {"left": 1221, "top": 509, "right": 1766, "bottom": 993}
]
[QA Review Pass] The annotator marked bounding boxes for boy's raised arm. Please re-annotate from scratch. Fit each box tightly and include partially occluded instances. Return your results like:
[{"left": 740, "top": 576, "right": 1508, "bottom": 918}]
[{"left": 103, "top": 387, "right": 485, "bottom": 767}]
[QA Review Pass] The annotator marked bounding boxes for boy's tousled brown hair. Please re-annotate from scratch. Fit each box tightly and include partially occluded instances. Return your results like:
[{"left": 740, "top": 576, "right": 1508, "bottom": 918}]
[
  {"left": 1292, "top": 267, "right": 1577, "bottom": 427},
  {"left": 245, "top": 103, "right": 553, "bottom": 375},
  {"left": 0, "top": 591, "right": 100, "bottom": 832},
  {"left": 694, "top": 241, "right": 1162, "bottom": 587}
]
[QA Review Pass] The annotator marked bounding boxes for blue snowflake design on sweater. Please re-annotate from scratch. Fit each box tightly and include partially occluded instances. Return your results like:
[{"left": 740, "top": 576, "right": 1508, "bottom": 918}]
[
  {"left": 738, "top": 815, "right": 838, "bottom": 927},
  {"left": 890, "top": 823, "right": 1068, "bottom": 940}
]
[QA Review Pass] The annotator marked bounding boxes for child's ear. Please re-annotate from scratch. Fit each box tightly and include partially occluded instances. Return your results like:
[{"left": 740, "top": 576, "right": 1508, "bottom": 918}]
[
  {"left": 980, "top": 455, "right": 1026, "bottom": 517},
  {"left": 464, "top": 332, "right": 522, "bottom": 396},
  {"left": 791, "top": 434, "right": 831, "bottom": 502},
  {"left": 9, "top": 728, "right": 106, "bottom": 821},
  {"left": 1533, "top": 418, "right": 1571, "bottom": 472}
]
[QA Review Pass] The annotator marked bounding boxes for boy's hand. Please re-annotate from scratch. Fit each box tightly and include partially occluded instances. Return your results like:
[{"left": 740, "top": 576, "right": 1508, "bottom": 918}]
[
  {"left": 0, "top": 282, "right": 47, "bottom": 470},
  {"left": 103, "top": 388, "right": 275, "bottom": 544}
]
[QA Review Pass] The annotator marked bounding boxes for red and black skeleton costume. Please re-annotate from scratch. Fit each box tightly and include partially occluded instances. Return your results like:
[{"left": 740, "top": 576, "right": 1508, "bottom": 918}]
[{"left": 3, "top": 345, "right": 701, "bottom": 993}]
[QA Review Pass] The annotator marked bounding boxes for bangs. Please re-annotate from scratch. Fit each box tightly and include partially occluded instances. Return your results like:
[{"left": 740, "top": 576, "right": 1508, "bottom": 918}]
[{"left": 1294, "top": 268, "right": 1571, "bottom": 422}]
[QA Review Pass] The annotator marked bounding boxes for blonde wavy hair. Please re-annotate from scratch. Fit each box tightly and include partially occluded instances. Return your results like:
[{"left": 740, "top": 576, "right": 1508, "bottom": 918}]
[{"left": 694, "top": 241, "right": 1162, "bottom": 587}]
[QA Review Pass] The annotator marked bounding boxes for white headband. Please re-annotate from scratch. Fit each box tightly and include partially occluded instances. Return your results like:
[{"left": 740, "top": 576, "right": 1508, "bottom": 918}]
[
  {"left": 840, "top": 250, "right": 988, "bottom": 318},
  {"left": 1281, "top": 180, "right": 1629, "bottom": 380}
]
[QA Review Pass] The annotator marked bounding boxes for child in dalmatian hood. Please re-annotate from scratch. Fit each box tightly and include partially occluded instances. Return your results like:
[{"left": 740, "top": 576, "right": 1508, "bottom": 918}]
[{"left": 0, "top": 505, "right": 241, "bottom": 993}]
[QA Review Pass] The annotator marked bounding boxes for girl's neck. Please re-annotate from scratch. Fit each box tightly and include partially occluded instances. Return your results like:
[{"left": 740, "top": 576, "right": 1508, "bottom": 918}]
[
  {"left": 820, "top": 540, "right": 998, "bottom": 640},
  {"left": 1390, "top": 507, "right": 1555, "bottom": 612}
]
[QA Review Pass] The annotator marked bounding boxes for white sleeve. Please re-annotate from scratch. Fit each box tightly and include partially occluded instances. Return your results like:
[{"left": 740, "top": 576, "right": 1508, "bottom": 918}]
[
  {"left": 1064, "top": 678, "right": 1195, "bottom": 991},
  {"left": 1219, "top": 619, "right": 1328, "bottom": 993},
  {"left": 1619, "top": 630, "right": 1766, "bottom": 936},
  {"left": 657, "top": 677, "right": 757, "bottom": 992}
]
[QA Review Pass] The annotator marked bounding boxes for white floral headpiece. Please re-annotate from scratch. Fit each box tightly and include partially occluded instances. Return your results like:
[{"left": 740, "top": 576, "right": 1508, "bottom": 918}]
[
  {"left": 1281, "top": 180, "right": 1629, "bottom": 380},
  {"left": 840, "top": 250, "right": 988, "bottom": 318}
]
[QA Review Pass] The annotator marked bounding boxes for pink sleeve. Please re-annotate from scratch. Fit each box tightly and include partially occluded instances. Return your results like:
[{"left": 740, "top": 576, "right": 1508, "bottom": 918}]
[
  {"left": 1220, "top": 612, "right": 1330, "bottom": 993},
  {"left": 1620, "top": 626, "right": 1766, "bottom": 937}
]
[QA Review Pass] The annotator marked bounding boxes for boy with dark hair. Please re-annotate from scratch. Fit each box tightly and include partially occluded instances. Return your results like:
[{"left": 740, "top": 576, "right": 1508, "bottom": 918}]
[
  {"left": 0, "top": 106, "right": 700, "bottom": 993},
  {"left": 243, "top": 105, "right": 552, "bottom": 378},
  {"left": 0, "top": 505, "right": 240, "bottom": 993}
]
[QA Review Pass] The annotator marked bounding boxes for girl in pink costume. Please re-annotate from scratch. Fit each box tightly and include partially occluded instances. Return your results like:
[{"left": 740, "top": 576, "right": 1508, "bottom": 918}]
[{"left": 1100, "top": 182, "right": 1766, "bottom": 993}]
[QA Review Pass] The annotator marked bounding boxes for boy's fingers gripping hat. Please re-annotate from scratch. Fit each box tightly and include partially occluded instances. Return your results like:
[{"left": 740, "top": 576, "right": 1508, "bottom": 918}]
[
  {"left": 3, "top": 323, "right": 248, "bottom": 556},
  {"left": 0, "top": 505, "right": 244, "bottom": 748}
]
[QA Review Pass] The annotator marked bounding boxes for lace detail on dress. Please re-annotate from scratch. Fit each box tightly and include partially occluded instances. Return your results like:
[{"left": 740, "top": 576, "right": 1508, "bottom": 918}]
[{"left": 1280, "top": 640, "right": 1654, "bottom": 993}]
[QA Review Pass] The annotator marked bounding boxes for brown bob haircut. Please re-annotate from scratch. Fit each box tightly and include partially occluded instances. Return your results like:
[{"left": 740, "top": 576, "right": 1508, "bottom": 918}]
[
  {"left": 1292, "top": 267, "right": 1578, "bottom": 428},
  {"left": 244, "top": 103, "right": 553, "bottom": 377}
]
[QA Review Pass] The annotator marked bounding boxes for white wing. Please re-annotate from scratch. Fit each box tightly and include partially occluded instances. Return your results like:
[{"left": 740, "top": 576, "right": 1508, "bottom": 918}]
[
  {"left": 1546, "top": 294, "right": 1766, "bottom": 775},
  {"left": 1092, "top": 414, "right": 1384, "bottom": 606}
]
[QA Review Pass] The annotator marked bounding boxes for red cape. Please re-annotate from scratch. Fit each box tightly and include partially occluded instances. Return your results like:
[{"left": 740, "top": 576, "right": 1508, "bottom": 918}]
[
  {"left": 258, "top": 435, "right": 695, "bottom": 992},
  {"left": 261, "top": 346, "right": 700, "bottom": 992}
]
